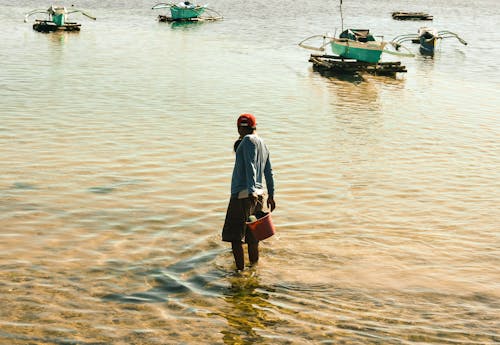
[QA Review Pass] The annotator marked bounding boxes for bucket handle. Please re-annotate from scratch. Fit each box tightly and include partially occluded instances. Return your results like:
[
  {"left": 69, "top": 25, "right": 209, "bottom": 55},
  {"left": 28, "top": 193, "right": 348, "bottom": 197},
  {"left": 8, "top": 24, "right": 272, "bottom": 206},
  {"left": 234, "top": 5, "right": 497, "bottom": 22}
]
[{"left": 252, "top": 196, "right": 274, "bottom": 213}]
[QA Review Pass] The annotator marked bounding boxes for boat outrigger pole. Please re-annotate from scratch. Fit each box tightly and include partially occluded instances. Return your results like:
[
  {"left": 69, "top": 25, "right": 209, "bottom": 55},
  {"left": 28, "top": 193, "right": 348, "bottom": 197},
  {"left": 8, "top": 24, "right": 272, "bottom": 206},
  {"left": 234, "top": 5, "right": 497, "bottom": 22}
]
[
  {"left": 298, "top": 35, "right": 331, "bottom": 52},
  {"left": 151, "top": 2, "right": 172, "bottom": 10},
  {"left": 67, "top": 8, "right": 96, "bottom": 21},
  {"left": 24, "top": 9, "right": 49, "bottom": 23},
  {"left": 438, "top": 30, "right": 467, "bottom": 45}
]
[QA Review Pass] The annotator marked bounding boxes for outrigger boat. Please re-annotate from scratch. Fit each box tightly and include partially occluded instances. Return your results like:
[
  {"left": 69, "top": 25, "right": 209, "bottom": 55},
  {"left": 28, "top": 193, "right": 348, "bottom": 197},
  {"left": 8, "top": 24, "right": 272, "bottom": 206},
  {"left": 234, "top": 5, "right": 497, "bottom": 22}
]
[
  {"left": 299, "top": 1, "right": 413, "bottom": 63},
  {"left": 152, "top": 1, "right": 222, "bottom": 22},
  {"left": 391, "top": 27, "right": 467, "bottom": 56},
  {"left": 24, "top": 5, "right": 96, "bottom": 32},
  {"left": 330, "top": 29, "right": 387, "bottom": 64}
]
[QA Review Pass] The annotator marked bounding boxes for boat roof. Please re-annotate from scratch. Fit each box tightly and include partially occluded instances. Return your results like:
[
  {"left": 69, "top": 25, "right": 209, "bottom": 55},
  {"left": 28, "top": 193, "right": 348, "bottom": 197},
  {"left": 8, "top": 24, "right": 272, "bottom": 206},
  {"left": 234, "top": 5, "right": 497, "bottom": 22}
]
[
  {"left": 418, "top": 27, "right": 438, "bottom": 35},
  {"left": 340, "top": 29, "right": 375, "bottom": 41}
]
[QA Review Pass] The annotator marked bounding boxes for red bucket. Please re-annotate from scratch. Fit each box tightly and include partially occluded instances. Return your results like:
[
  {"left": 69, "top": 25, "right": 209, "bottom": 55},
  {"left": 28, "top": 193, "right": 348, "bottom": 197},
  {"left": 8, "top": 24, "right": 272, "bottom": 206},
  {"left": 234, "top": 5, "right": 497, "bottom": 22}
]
[{"left": 246, "top": 212, "right": 275, "bottom": 241}]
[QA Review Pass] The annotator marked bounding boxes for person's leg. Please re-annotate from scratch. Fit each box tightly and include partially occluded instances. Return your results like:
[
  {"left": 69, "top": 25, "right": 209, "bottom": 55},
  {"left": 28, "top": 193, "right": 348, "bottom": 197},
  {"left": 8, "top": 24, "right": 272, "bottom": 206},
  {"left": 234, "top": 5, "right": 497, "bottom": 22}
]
[
  {"left": 245, "top": 195, "right": 262, "bottom": 266},
  {"left": 247, "top": 195, "right": 263, "bottom": 266},
  {"left": 248, "top": 241, "right": 259, "bottom": 266},
  {"left": 231, "top": 241, "right": 244, "bottom": 271},
  {"left": 222, "top": 197, "right": 247, "bottom": 271}
]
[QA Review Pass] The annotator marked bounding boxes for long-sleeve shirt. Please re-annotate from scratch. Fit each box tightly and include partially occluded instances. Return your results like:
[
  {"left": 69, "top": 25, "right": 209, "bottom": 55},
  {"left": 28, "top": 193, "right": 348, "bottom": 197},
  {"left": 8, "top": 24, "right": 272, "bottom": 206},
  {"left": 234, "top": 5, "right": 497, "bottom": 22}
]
[{"left": 230, "top": 134, "right": 274, "bottom": 198}]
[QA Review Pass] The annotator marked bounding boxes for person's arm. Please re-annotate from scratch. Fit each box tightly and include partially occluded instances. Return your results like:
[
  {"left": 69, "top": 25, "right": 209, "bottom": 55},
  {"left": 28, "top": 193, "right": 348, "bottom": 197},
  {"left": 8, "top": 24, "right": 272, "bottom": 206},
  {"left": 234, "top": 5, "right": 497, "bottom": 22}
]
[{"left": 264, "top": 154, "right": 276, "bottom": 211}]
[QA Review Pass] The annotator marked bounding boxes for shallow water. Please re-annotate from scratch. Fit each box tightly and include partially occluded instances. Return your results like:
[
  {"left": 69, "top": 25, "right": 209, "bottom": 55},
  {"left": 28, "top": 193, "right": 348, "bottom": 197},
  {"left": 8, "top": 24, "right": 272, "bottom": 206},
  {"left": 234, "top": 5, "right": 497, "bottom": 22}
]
[{"left": 1, "top": 0, "right": 499, "bottom": 344}]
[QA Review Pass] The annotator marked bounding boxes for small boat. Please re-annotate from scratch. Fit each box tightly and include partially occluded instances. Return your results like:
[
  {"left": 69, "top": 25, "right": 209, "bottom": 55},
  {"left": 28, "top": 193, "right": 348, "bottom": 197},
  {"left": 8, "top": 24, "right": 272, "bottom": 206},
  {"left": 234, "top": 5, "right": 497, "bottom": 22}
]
[
  {"left": 24, "top": 5, "right": 96, "bottom": 32},
  {"left": 330, "top": 29, "right": 387, "bottom": 64},
  {"left": 417, "top": 27, "right": 439, "bottom": 55},
  {"left": 152, "top": 2, "right": 222, "bottom": 22},
  {"left": 392, "top": 11, "right": 433, "bottom": 21},
  {"left": 299, "top": 29, "right": 412, "bottom": 64},
  {"left": 391, "top": 27, "right": 467, "bottom": 56},
  {"left": 298, "top": 1, "right": 413, "bottom": 64}
]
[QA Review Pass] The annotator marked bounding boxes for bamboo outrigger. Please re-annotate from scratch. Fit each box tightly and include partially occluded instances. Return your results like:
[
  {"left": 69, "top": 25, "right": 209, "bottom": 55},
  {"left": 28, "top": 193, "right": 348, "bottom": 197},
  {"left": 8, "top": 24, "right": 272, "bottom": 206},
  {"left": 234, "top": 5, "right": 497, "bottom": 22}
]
[{"left": 309, "top": 54, "right": 407, "bottom": 77}]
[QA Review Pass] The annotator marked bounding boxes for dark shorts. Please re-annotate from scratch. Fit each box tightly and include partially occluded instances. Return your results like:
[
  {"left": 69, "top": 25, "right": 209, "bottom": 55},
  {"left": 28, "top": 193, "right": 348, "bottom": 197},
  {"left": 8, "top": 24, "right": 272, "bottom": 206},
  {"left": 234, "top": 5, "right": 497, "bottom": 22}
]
[{"left": 222, "top": 195, "right": 263, "bottom": 244}]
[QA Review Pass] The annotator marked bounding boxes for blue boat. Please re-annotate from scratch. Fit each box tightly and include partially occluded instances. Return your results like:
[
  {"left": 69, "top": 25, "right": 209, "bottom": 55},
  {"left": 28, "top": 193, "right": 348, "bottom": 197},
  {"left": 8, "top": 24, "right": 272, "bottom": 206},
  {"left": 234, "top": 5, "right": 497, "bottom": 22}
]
[
  {"left": 391, "top": 27, "right": 467, "bottom": 56},
  {"left": 418, "top": 27, "right": 439, "bottom": 55}
]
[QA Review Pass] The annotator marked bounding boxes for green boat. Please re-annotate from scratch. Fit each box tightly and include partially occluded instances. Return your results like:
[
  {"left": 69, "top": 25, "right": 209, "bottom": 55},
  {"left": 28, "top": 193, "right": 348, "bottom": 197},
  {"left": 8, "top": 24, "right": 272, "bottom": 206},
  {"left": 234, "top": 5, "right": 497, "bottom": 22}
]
[
  {"left": 152, "top": 2, "right": 222, "bottom": 21},
  {"left": 298, "top": 29, "right": 390, "bottom": 64},
  {"left": 298, "top": 1, "right": 390, "bottom": 64},
  {"left": 24, "top": 5, "right": 96, "bottom": 32},
  {"left": 330, "top": 29, "right": 387, "bottom": 63},
  {"left": 170, "top": 5, "right": 205, "bottom": 19}
]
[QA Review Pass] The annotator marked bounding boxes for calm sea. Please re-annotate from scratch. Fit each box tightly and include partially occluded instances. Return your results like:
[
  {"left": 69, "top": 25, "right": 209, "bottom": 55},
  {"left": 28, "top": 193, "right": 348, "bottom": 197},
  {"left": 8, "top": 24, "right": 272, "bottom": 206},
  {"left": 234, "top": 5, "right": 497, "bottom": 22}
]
[{"left": 1, "top": 0, "right": 499, "bottom": 344}]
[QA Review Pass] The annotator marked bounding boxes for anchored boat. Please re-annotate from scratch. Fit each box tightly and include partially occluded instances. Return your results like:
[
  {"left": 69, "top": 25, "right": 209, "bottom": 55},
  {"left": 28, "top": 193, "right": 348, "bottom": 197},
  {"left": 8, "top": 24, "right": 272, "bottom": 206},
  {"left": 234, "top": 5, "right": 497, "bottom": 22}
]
[
  {"left": 417, "top": 27, "right": 440, "bottom": 55},
  {"left": 299, "top": 1, "right": 412, "bottom": 64},
  {"left": 330, "top": 29, "right": 387, "bottom": 64},
  {"left": 299, "top": 29, "right": 403, "bottom": 64},
  {"left": 152, "top": 2, "right": 222, "bottom": 22},
  {"left": 391, "top": 27, "right": 467, "bottom": 56},
  {"left": 24, "top": 5, "right": 96, "bottom": 32}
]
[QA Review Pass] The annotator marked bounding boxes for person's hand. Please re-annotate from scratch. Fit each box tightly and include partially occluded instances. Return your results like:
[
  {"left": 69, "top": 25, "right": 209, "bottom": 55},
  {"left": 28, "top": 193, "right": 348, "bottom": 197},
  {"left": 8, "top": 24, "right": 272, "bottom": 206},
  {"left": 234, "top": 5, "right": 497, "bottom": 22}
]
[
  {"left": 267, "top": 197, "right": 276, "bottom": 212},
  {"left": 249, "top": 193, "right": 258, "bottom": 207}
]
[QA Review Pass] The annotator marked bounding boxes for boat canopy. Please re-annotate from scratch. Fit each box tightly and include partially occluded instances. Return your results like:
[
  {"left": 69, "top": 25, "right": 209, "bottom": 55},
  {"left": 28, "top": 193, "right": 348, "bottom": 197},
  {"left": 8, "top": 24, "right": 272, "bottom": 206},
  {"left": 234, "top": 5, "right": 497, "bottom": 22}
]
[{"left": 339, "top": 29, "right": 375, "bottom": 42}]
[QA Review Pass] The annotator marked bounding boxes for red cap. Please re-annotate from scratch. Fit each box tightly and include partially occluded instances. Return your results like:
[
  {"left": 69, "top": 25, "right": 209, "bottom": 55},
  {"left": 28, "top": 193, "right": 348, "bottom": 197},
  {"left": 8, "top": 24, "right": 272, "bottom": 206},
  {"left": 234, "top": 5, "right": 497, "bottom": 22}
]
[{"left": 237, "top": 113, "right": 257, "bottom": 128}]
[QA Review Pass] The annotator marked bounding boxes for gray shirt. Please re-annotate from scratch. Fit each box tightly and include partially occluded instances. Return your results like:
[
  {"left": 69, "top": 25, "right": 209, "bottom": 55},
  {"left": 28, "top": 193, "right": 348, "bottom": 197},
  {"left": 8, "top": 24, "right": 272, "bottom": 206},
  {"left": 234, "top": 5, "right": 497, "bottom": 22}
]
[{"left": 230, "top": 134, "right": 274, "bottom": 198}]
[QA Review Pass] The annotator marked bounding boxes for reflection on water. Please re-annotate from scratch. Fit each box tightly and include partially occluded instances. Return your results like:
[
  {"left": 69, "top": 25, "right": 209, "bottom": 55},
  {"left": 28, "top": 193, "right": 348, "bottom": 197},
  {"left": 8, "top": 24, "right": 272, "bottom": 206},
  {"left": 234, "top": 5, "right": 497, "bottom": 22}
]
[
  {"left": 48, "top": 31, "right": 71, "bottom": 44},
  {"left": 169, "top": 21, "right": 205, "bottom": 30},
  {"left": 220, "top": 272, "right": 275, "bottom": 344},
  {"left": 312, "top": 66, "right": 367, "bottom": 84}
]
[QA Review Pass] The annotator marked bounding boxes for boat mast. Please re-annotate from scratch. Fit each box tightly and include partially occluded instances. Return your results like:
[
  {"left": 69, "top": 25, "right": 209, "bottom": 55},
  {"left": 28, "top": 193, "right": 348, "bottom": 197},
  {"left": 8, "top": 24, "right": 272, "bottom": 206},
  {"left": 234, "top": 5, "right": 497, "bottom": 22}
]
[{"left": 339, "top": 0, "right": 344, "bottom": 32}]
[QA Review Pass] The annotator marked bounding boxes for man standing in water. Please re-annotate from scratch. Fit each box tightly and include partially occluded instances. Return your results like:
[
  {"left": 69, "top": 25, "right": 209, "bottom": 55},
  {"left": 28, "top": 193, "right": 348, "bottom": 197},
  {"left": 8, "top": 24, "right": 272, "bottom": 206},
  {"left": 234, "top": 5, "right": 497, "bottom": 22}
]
[{"left": 222, "top": 113, "right": 276, "bottom": 272}]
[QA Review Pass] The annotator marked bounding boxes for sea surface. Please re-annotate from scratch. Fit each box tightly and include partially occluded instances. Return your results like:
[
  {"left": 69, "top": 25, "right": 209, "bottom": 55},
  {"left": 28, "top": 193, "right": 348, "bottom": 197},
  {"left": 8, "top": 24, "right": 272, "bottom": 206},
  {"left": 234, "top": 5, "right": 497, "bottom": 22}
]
[{"left": 1, "top": 0, "right": 499, "bottom": 344}]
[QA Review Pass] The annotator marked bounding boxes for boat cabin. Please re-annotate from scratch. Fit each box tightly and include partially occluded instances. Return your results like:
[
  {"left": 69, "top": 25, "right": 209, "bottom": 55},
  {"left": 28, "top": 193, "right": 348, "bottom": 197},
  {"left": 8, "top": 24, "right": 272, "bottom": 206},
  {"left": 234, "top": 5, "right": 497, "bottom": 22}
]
[{"left": 339, "top": 29, "right": 376, "bottom": 42}]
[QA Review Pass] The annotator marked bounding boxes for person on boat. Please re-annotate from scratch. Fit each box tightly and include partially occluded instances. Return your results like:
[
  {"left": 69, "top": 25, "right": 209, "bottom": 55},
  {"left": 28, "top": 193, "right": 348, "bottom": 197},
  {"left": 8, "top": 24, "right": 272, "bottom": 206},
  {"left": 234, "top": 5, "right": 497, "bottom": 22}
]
[
  {"left": 222, "top": 113, "right": 276, "bottom": 272},
  {"left": 176, "top": 1, "right": 194, "bottom": 8}
]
